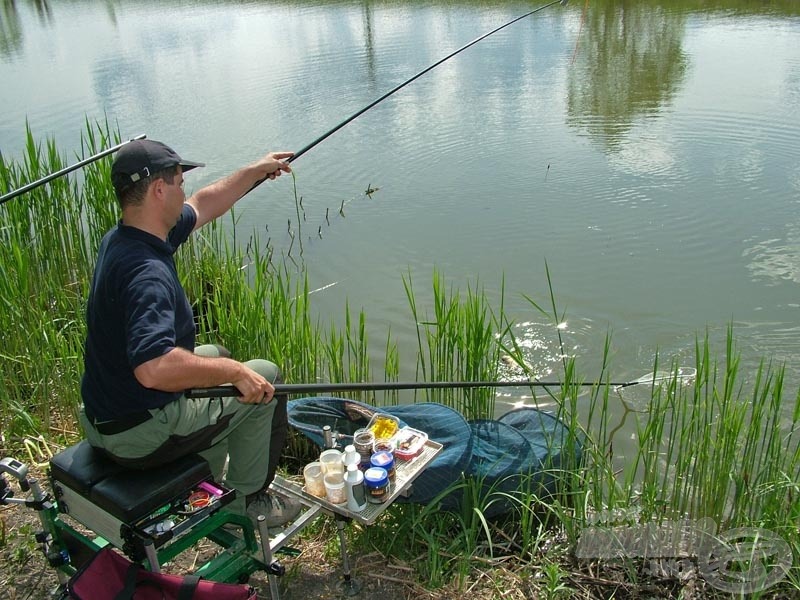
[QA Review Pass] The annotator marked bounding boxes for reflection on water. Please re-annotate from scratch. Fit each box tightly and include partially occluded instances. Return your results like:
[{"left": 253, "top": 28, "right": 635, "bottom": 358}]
[
  {"left": 566, "top": 1, "right": 688, "bottom": 149},
  {"left": 744, "top": 230, "right": 800, "bottom": 286},
  {"left": 361, "top": 1, "right": 377, "bottom": 88},
  {"left": 1, "top": 1, "right": 23, "bottom": 57},
  {"left": 2, "top": 0, "right": 800, "bottom": 408},
  {"left": 32, "top": 0, "right": 51, "bottom": 20}
]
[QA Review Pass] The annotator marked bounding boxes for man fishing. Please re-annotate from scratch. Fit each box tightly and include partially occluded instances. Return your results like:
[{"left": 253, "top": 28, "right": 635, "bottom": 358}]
[{"left": 79, "top": 139, "right": 301, "bottom": 527}]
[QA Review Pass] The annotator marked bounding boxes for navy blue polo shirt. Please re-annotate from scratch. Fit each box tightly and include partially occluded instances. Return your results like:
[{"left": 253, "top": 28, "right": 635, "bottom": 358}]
[{"left": 81, "top": 204, "right": 198, "bottom": 421}]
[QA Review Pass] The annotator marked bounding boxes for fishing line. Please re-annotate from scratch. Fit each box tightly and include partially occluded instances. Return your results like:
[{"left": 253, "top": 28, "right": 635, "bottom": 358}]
[
  {"left": 616, "top": 367, "right": 697, "bottom": 392},
  {"left": 243, "top": 0, "right": 570, "bottom": 196},
  {"left": 1, "top": 1, "right": 568, "bottom": 204},
  {"left": 570, "top": 0, "right": 590, "bottom": 65},
  {"left": 614, "top": 367, "right": 698, "bottom": 412}
]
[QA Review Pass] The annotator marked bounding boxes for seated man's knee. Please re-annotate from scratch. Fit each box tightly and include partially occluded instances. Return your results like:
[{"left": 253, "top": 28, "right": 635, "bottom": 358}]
[
  {"left": 244, "top": 358, "right": 281, "bottom": 384},
  {"left": 194, "top": 344, "right": 232, "bottom": 358}
]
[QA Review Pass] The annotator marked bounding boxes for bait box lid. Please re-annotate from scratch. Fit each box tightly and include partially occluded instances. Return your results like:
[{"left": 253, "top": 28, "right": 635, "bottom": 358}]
[
  {"left": 392, "top": 427, "right": 428, "bottom": 459},
  {"left": 366, "top": 412, "right": 401, "bottom": 439}
]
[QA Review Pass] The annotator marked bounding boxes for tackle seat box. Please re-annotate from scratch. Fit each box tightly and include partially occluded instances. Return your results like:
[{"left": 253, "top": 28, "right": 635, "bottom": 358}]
[
  {"left": 50, "top": 440, "right": 211, "bottom": 524},
  {"left": 48, "top": 440, "right": 125, "bottom": 496}
]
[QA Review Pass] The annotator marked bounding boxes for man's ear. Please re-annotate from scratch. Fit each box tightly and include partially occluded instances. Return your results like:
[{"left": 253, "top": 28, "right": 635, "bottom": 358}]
[{"left": 151, "top": 177, "right": 167, "bottom": 199}]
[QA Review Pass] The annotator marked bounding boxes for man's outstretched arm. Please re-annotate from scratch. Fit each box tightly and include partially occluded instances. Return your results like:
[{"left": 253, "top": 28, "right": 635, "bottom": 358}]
[{"left": 187, "top": 151, "right": 293, "bottom": 230}]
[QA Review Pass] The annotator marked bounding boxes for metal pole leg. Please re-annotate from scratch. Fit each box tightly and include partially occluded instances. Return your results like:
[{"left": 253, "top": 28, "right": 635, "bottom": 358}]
[
  {"left": 258, "top": 515, "right": 284, "bottom": 600},
  {"left": 143, "top": 539, "right": 160, "bottom": 573},
  {"left": 335, "top": 516, "right": 361, "bottom": 596}
]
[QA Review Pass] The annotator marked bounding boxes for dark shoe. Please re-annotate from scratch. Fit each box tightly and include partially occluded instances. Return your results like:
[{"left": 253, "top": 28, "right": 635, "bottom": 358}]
[{"left": 246, "top": 491, "right": 302, "bottom": 528}]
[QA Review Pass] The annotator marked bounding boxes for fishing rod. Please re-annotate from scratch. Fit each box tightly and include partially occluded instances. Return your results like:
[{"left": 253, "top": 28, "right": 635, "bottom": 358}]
[
  {"left": 186, "top": 369, "right": 697, "bottom": 398},
  {"left": 2, "top": 1, "right": 567, "bottom": 204},
  {"left": 243, "top": 0, "right": 570, "bottom": 196},
  {"left": 0, "top": 134, "right": 147, "bottom": 206}
]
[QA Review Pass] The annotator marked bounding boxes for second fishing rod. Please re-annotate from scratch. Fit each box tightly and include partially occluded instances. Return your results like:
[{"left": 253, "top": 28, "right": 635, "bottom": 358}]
[{"left": 185, "top": 368, "right": 698, "bottom": 399}]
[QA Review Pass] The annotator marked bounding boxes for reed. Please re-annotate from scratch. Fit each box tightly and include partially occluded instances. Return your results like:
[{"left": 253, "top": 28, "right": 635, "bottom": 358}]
[
  {"left": 421, "top": 267, "right": 800, "bottom": 594},
  {"left": 2, "top": 124, "right": 799, "bottom": 596},
  {"left": 402, "top": 269, "right": 502, "bottom": 419},
  {"left": 0, "top": 123, "right": 120, "bottom": 440}
]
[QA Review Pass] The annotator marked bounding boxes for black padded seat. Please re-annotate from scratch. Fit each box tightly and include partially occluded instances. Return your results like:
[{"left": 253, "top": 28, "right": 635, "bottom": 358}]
[
  {"left": 50, "top": 440, "right": 212, "bottom": 523},
  {"left": 49, "top": 440, "right": 125, "bottom": 496}
]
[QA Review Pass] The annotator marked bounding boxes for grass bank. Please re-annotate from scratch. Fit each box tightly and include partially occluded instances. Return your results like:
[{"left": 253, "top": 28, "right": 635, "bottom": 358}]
[{"left": 1, "top": 125, "right": 799, "bottom": 597}]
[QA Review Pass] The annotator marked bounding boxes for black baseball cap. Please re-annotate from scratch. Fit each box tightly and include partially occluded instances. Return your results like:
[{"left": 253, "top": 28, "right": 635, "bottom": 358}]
[{"left": 111, "top": 139, "right": 205, "bottom": 190}]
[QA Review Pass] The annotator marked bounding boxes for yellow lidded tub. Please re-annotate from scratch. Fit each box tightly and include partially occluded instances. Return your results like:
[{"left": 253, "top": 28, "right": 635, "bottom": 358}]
[{"left": 366, "top": 413, "right": 399, "bottom": 439}]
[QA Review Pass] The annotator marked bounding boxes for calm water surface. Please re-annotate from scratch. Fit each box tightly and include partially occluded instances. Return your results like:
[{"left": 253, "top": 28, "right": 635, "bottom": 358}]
[{"left": 2, "top": 0, "right": 800, "bottom": 417}]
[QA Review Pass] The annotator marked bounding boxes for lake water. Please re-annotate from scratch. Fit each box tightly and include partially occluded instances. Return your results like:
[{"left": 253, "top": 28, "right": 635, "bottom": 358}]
[{"left": 2, "top": 0, "right": 800, "bottom": 414}]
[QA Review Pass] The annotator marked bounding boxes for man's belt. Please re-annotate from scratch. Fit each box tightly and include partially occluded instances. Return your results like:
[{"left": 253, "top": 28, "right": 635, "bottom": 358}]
[{"left": 91, "top": 410, "right": 154, "bottom": 435}]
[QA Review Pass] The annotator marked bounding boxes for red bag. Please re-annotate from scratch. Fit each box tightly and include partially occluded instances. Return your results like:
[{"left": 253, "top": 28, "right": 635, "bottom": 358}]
[{"left": 67, "top": 546, "right": 257, "bottom": 600}]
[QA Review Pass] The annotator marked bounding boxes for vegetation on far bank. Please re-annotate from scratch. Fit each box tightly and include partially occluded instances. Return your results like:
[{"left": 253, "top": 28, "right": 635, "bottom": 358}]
[{"left": 1, "top": 124, "right": 799, "bottom": 597}]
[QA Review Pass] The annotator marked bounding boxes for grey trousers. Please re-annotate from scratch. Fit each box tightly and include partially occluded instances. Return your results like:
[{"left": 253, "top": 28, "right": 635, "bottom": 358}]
[{"left": 80, "top": 345, "right": 285, "bottom": 514}]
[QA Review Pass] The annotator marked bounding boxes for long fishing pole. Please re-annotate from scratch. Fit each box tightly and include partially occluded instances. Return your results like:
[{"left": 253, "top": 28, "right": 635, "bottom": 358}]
[
  {"left": 243, "top": 0, "right": 569, "bottom": 196},
  {"left": 0, "top": 134, "right": 147, "bottom": 206},
  {"left": 185, "top": 370, "right": 697, "bottom": 398},
  {"left": 2, "top": 1, "right": 567, "bottom": 204}
]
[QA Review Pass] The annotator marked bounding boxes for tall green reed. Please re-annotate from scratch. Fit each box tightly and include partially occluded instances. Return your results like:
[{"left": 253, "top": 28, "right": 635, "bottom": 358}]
[
  {"left": 3, "top": 124, "right": 799, "bottom": 594},
  {"left": 0, "top": 123, "right": 390, "bottom": 444},
  {"left": 403, "top": 269, "right": 504, "bottom": 420},
  {"left": 584, "top": 326, "right": 800, "bottom": 534},
  {"left": 0, "top": 122, "right": 122, "bottom": 438}
]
